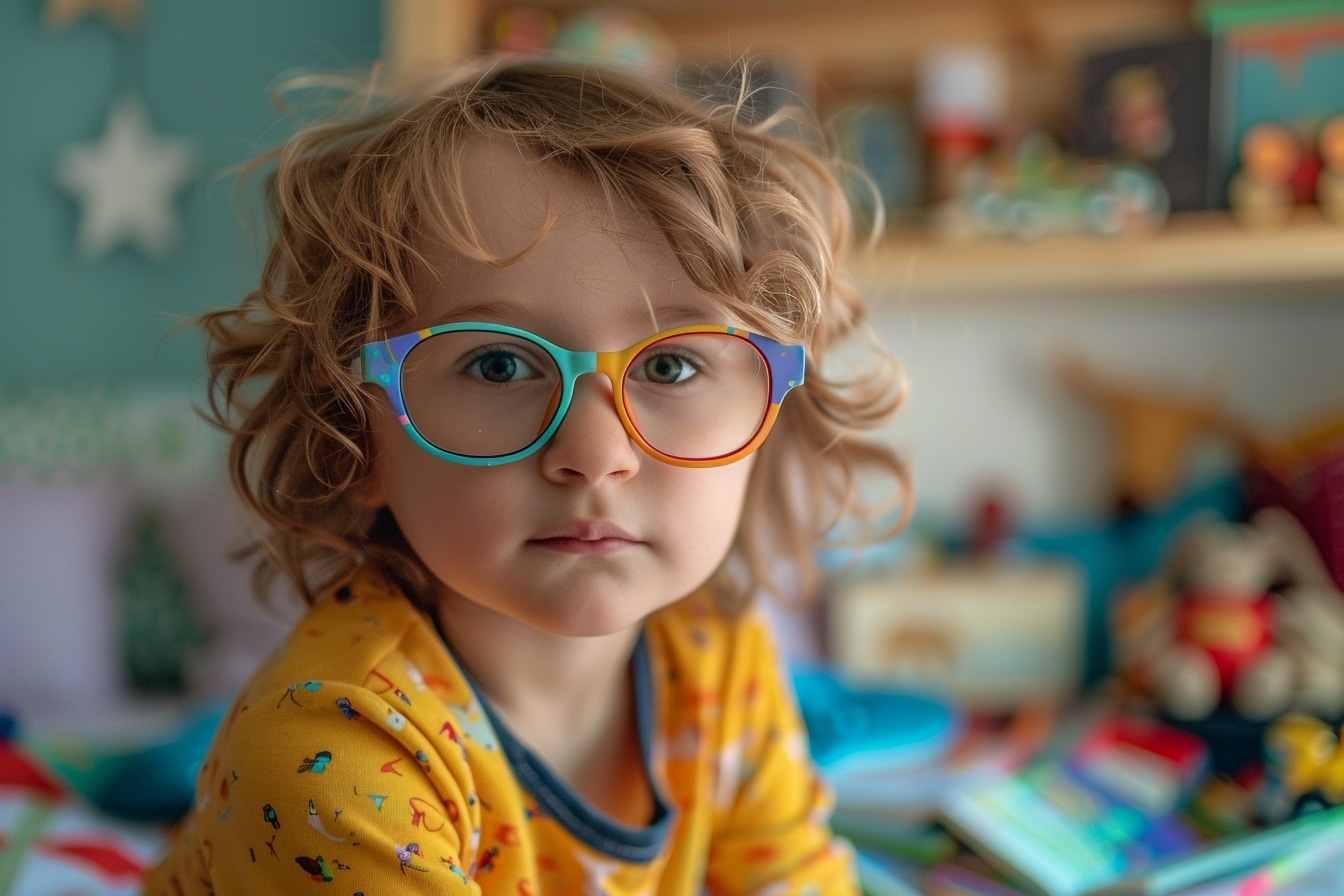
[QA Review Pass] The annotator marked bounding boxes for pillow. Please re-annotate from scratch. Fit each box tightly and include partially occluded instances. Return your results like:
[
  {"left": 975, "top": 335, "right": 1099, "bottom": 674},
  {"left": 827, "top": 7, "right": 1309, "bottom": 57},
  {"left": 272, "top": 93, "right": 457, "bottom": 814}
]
[
  {"left": 117, "top": 387, "right": 297, "bottom": 699},
  {"left": 156, "top": 480, "right": 298, "bottom": 699},
  {"left": 0, "top": 383, "right": 295, "bottom": 726},
  {"left": 0, "top": 476, "right": 134, "bottom": 727},
  {"left": 0, "top": 736, "right": 164, "bottom": 895}
]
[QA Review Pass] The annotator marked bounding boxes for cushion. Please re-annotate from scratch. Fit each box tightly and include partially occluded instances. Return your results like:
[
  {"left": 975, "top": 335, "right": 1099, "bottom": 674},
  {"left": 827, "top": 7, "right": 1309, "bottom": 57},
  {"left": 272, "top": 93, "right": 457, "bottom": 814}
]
[
  {"left": 0, "top": 736, "right": 164, "bottom": 895},
  {"left": 0, "top": 476, "right": 133, "bottom": 726}
]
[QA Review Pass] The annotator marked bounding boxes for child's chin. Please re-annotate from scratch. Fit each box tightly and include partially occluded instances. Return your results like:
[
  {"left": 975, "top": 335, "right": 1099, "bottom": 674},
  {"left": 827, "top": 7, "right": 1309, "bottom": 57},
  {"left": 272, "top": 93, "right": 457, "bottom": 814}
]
[{"left": 535, "top": 598, "right": 666, "bottom": 640}]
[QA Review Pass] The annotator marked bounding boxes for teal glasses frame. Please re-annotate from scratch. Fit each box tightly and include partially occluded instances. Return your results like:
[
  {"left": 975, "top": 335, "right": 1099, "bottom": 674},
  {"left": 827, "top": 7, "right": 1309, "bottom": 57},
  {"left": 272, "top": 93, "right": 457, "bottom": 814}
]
[{"left": 357, "top": 322, "right": 806, "bottom": 467}]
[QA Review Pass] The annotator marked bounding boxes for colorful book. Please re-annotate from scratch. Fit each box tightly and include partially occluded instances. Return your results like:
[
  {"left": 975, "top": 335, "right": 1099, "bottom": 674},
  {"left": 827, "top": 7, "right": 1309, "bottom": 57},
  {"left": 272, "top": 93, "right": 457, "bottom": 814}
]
[
  {"left": 940, "top": 764, "right": 1344, "bottom": 896},
  {"left": 1084, "top": 806, "right": 1344, "bottom": 895},
  {"left": 853, "top": 847, "right": 925, "bottom": 896}
]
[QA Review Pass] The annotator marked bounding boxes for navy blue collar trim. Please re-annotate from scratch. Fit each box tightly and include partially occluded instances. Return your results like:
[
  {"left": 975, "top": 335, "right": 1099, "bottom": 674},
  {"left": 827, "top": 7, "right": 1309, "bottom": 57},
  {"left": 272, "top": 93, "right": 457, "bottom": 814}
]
[{"left": 455, "top": 632, "right": 674, "bottom": 863}]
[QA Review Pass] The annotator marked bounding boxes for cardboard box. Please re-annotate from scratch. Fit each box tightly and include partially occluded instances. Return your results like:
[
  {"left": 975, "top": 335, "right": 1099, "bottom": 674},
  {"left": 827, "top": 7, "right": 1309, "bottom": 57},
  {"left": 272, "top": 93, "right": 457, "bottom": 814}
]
[{"left": 828, "top": 561, "right": 1084, "bottom": 712}]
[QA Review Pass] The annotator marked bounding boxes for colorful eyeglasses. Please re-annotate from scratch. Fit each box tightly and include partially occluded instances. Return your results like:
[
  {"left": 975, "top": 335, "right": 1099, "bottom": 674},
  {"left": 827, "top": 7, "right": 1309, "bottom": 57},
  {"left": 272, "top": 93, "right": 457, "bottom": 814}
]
[{"left": 358, "top": 322, "right": 805, "bottom": 467}]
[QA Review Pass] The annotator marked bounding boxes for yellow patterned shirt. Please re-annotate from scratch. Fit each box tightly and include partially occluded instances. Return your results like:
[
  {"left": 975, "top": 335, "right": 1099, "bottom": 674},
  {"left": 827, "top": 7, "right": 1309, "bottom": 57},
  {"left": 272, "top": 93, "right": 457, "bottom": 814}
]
[{"left": 146, "top": 565, "right": 855, "bottom": 895}]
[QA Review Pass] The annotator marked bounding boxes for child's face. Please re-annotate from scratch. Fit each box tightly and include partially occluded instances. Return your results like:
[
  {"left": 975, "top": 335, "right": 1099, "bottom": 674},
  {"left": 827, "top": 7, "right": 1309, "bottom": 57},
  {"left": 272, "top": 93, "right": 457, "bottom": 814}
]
[{"left": 364, "top": 139, "right": 756, "bottom": 637}]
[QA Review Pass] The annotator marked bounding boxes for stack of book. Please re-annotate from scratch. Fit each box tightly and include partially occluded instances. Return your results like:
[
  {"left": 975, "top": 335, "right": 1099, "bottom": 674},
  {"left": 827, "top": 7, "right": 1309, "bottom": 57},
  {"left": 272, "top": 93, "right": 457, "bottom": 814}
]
[{"left": 803, "top": 689, "right": 1344, "bottom": 896}]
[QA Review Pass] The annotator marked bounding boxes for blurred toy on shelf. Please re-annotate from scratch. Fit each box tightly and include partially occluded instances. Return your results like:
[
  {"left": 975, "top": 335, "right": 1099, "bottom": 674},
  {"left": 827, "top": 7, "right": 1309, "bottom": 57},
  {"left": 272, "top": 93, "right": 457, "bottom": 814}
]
[
  {"left": 1316, "top": 113, "right": 1344, "bottom": 223},
  {"left": 823, "top": 460, "right": 1248, "bottom": 698},
  {"left": 488, "top": 7, "right": 558, "bottom": 55},
  {"left": 1259, "top": 712, "right": 1344, "bottom": 824},
  {"left": 831, "top": 99, "right": 923, "bottom": 230},
  {"left": 1077, "top": 35, "right": 1223, "bottom": 212},
  {"left": 1228, "top": 122, "right": 1301, "bottom": 229},
  {"left": 1111, "top": 507, "right": 1344, "bottom": 723},
  {"left": 1201, "top": 1, "right": 1344, "bottom": 202},
  {"left": 1055, "top": 353, "right": 1235, "bottom": 516},
  {"left": 917, "top": 46, "right": 1006, "bottom": 206},
  {"left": 675, "top": 56, "right": 812, "bottom": 132},
  {"left": 1291, "top": 126, "right": 1325, "bottom": 206},
  {"left": 551, "top": 6, "right": 677, "bottom": 76},
  {"left": 1022, "top": 474, "right": 1247, "bottom": 688},
  {"left": 947, "top": 131, "right": 1169, "bottom": 241}
]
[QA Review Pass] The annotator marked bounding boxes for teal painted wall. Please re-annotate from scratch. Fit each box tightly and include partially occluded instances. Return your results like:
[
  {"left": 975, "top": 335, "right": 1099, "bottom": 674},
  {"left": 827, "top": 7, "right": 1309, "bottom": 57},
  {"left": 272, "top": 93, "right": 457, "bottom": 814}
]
[{"left": 0, "top": 1, "right": 382, "bottom": 384}]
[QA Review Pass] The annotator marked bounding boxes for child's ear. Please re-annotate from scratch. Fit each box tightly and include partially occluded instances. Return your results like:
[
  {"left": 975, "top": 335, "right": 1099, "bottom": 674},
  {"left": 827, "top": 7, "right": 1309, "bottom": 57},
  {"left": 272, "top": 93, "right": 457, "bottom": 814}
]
[
  {"left": 349, "top": 480, "right": 387, "bottom": 507},
  {"left": 349, "top": 464, "right": 387, "bottom": 511},
  {"left": 350, "top": 389, "right": 388, "bottom": 511}
]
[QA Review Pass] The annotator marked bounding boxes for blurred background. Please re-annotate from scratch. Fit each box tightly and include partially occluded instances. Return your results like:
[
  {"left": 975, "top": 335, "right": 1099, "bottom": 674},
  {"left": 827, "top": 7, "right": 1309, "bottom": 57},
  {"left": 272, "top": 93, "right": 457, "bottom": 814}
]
[
  {"left": 4, "top": 1, "right": 1342, "bottom": 521},
  {"left": 2, "top": 0, "right": 381, "bottom": 384},
  {"left": 4, "top": 3, "right": 1344, "bottom": 891},
  {"left": 3, "top": 0, "right": 1344, "bottom": 840},
  {"left": 1, "top": 0, "right": 384, "bottom": 735}
]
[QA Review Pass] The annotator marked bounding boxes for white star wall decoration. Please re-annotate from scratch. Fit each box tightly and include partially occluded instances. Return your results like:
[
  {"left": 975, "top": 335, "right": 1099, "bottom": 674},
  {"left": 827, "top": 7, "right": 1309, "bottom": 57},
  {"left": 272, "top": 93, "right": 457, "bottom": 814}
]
[{"left": 56, "top": 94, "right": 198, "bottom": 261}]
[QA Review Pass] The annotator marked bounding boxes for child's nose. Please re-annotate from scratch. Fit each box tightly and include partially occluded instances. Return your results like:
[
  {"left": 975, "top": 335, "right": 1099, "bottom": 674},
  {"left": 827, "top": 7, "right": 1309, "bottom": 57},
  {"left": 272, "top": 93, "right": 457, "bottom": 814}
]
[{"left": 541, "top": 374, "right": 641, "bottom": 484}]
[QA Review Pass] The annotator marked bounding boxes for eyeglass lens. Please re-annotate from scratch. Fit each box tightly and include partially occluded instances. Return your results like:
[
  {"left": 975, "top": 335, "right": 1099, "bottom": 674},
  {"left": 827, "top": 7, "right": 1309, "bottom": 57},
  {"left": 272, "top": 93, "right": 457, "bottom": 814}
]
[{"left": 399, "top": 330, "right": 771, "bottom": 461}]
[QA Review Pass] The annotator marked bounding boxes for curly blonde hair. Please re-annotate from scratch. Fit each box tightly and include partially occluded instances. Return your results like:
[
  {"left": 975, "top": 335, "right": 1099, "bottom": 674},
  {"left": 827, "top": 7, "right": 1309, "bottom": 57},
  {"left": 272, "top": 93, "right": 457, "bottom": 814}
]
[{"left": 203, "top": 55, "right": 910, "bottom": 611}]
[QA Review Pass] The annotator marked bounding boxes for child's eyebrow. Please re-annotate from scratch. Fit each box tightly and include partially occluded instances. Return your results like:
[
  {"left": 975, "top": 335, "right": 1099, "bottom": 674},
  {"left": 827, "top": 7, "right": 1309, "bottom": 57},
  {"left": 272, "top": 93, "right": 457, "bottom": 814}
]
[
  {"left": 424, "top": 300, "right": 722, "bottom": 334},
  {"left": 631, "top": 304, "right": 723, "bottom": 332},
  {"left": 424, "top": 299, "right": 535, "bottom": 328}
]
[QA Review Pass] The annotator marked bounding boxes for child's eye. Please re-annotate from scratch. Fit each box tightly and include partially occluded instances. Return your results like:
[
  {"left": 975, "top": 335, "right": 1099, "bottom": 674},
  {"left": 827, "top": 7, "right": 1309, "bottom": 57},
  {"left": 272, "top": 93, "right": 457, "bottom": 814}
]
[
  {"left": 465, "top": 348, "right": 540, "bottom": 384},
  {"left": 634, "top": 351, "right": 700, "bottom": 385}
]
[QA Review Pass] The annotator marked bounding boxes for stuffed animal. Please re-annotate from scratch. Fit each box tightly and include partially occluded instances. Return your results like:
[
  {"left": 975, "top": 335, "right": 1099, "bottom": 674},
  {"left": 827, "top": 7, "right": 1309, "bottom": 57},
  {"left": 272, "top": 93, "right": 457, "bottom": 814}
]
[{"left": 1112, "top": 507, "right": 1344, "bottom": 721}]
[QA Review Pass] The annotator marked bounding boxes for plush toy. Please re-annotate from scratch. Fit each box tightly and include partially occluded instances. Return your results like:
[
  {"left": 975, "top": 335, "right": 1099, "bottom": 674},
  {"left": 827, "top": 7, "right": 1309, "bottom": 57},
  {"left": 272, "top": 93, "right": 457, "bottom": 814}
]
[
  {"left": 1259, "top": 711, "right": 1344, "bottom": 823},
  {"left": 1112, "top": 507, "right": 1344, "bottom": 722},
  {"left": 489, "top": 7, "right": 557, "bottom": 54}
]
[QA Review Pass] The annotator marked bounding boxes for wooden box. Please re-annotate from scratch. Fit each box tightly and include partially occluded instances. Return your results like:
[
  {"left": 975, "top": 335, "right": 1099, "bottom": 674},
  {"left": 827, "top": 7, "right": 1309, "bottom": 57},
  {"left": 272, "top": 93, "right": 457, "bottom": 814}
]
[{"left": 828, "top": 562, "right": 1085, "bottom": 712}]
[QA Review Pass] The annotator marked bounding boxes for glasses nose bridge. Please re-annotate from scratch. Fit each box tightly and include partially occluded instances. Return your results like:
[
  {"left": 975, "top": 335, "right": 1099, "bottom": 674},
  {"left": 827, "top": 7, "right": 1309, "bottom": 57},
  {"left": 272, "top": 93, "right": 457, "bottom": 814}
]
[
  {"left": 591, "top": 349, "right": 628, "bottom": 390},
  {"left": 552, "top": 347, "right": 628, "bottom": 423}
]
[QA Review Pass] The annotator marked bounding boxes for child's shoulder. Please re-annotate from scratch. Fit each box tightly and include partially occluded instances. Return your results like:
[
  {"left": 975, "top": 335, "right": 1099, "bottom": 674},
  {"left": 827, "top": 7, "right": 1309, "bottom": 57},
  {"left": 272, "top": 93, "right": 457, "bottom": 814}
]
[
  {"left": 243, "top": 565, "right": 437, "bottom": 693},
  {"left": 216, "top": 564, "right": 493, "bottom": 766}
]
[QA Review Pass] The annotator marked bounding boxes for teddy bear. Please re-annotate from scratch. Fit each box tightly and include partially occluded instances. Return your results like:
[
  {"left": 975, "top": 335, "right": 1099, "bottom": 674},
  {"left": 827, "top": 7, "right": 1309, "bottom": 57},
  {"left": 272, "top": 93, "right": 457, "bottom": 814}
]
[{"left": 1112, "top": 507, "right": 1344, "bottom": 722}]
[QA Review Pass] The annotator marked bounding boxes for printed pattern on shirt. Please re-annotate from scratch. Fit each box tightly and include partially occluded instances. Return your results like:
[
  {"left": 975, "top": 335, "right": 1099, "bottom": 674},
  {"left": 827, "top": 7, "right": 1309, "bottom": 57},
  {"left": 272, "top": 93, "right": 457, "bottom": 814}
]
[{"left": 145, "top": 565, "right": 857, "bottom": 895}]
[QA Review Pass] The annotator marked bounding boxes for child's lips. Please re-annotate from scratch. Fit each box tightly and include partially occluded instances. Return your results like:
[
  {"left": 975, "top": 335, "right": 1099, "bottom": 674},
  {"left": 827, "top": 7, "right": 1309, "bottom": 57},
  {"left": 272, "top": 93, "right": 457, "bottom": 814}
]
[{"left": 529, "top": 521, "right": 642, "bottom": 554}]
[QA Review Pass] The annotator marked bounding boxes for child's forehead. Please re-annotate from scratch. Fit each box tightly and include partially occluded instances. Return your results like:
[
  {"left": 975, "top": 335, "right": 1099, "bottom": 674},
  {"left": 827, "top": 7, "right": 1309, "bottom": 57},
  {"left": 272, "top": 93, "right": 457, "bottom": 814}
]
[
  {"left": 408, "top": 138, "right": 728, "bottom": 334},
  {"left": 419, "top": 138, "right": 679, "bottom": 275},
  {"left": 446, "top": 138, "right": 577, "bottom": 247},
  {"left": 410, "top": 140, "right": 572, "bottom": 247}
]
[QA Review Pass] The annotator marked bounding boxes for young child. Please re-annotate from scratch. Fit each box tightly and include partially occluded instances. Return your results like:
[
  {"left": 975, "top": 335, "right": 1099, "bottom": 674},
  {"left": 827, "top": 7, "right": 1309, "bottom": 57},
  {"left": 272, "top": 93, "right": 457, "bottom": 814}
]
[{"left": 147, "top": 55, "right": 908, "bottom": 895}]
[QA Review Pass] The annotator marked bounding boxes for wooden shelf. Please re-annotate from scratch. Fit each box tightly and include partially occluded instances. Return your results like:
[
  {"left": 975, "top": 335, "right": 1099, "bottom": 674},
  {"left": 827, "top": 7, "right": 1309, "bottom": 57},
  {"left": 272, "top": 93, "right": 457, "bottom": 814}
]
[
  {"left": 382, "top": 0, "right": 1344, "bottom": 303},
  {"left": 852, "top": 211, "right": 1344, "bottom": 302},
  {"left": 385, "top": 0, "right": 1188, "bottom": 113}
]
